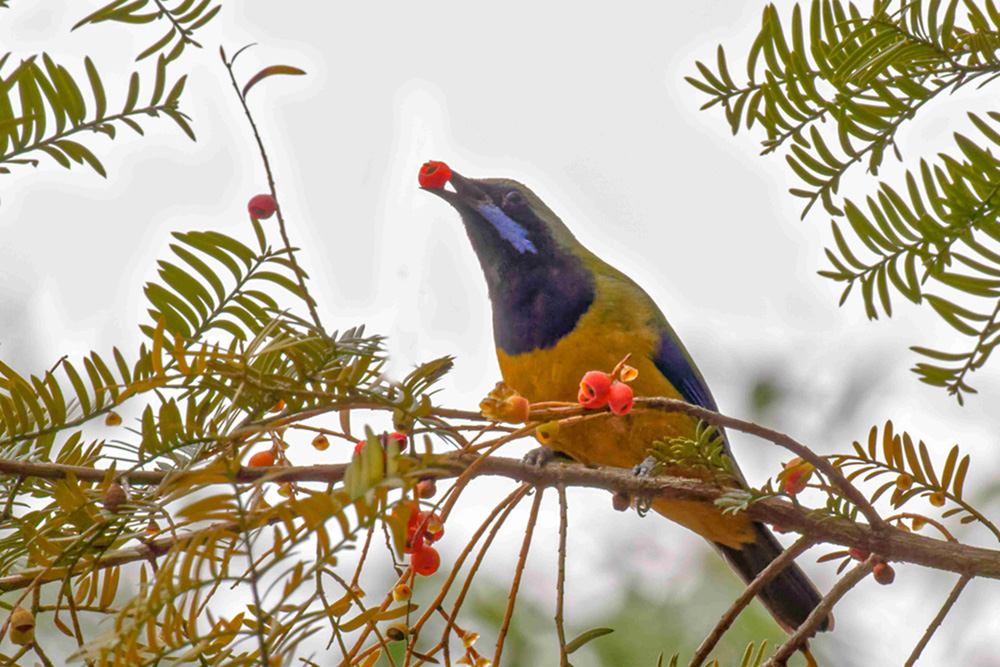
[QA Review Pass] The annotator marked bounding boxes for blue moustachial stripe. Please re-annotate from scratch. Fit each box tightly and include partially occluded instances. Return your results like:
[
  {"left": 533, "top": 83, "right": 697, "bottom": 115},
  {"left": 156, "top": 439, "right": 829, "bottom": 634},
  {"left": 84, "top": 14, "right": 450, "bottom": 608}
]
[{"left": 478, "top": 203, "right": 537, "bottom": 254}]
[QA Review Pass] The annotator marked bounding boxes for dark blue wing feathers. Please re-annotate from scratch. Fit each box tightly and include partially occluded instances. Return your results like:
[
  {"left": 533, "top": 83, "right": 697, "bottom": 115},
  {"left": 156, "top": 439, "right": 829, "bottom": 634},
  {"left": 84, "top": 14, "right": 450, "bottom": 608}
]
[{"left": 651, "top": 332, "right": 718, "bottom": 412}]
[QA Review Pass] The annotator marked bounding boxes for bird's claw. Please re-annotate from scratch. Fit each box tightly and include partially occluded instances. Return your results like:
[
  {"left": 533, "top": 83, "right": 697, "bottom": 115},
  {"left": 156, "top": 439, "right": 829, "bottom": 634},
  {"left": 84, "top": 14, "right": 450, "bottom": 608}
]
[
  {"left": 522, "top": 446, "right": 572, "bottom": 467},
  {"left": 631, "top": 455, "right": 661, "bottom": 516}
]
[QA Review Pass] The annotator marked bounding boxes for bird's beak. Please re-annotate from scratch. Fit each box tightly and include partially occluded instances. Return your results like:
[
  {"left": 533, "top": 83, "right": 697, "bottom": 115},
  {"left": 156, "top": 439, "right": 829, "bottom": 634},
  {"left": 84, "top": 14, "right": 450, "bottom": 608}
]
[{"left": 421, "top": 169, "right": 490, "bottom": 210}]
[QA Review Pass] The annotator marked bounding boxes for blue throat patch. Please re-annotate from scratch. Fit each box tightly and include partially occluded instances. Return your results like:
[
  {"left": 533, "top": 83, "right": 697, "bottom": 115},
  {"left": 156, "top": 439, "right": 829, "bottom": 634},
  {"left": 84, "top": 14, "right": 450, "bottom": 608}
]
[{"left": 479, "top": 204, "right": 537, "bottom": 254}]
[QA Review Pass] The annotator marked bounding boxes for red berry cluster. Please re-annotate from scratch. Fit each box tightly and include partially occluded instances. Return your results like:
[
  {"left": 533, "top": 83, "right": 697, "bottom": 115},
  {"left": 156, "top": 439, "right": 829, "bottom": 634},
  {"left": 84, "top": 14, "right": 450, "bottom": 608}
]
[
  {"left": 577, "top": 358, "right": 637, "bottom": 415},
  {"left": 418, "top": 161, "right": 452, "bottom": 189},
  {"left": 398, "top": 501, "right": 443, "bottom": 576}
]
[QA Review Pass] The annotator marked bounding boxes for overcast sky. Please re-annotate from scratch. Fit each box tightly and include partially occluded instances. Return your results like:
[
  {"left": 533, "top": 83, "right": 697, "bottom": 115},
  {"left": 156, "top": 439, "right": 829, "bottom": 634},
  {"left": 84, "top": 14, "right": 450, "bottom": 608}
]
[{"left": 5, "top": 1, "right": 1000, "bottom": 664}]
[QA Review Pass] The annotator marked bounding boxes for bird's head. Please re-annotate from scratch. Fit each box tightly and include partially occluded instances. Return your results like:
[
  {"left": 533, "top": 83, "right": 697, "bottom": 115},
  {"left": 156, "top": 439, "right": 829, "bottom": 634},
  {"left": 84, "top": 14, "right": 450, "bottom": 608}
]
[
  {"left": 421, "top": 164, "right": 597, "bottom": 354},
  {"left": 422, "top": 168, "right": 582, "bottom": 271}
]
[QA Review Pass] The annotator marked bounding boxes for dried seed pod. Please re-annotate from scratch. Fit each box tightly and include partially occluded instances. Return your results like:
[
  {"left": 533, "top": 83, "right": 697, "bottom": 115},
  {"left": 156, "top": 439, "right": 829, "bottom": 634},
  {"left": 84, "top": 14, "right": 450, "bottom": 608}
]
[
  {"left": 10, "top": 607, "right": 34, "bottom": 645},
  {"left": 103, "top": 482, "right": 127, "bottom": 513},
  {"left": 386, "top": 621, "right": 408, "bottom": 642}
]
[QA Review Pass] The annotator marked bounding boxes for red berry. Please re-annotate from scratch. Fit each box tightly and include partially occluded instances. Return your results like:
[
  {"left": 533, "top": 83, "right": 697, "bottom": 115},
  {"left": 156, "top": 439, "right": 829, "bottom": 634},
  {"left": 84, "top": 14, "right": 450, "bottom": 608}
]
[
  {"left": 418, "top": 161, "right": 452, "bottom": 189},
  {"left": 248, "top": 194, "right": 277, "bottom": 219},
  {"left": 781, "top": 458, "right": 813, "bottom": 496},
  {"left": 387, "top": 432, "right": 408, "bottom": 451},
  {"left": 248, "top": 451, "right": 275, "bottom": 467},
  {"left": 607, "top": 381, "right": 634, "bottom": 415},
  {"left": 579, "top": 371, "right": 612, "bottom": 409},
  {"left": 416, "top": 479, "right": 437, "bottom": 499},
  {"left": 411, "top": 544, "right": 440, "bottom": 576},
  {"left": 873, "top": 562, "right": 895, "bottom": 585}
]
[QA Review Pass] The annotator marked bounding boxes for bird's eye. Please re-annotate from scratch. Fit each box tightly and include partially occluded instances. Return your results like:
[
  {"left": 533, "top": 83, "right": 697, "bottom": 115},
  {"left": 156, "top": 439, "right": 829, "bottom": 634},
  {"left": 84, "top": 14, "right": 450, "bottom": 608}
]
[{"left": 503, "top": 191, "right": 525, "bottom": 208}]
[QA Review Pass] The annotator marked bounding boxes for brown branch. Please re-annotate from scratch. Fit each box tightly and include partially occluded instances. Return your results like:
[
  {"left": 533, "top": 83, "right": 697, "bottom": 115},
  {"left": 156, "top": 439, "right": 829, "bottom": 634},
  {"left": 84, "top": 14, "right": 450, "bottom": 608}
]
[
  {"left": 555, "top": 485, "right": 570, "bottom": 667},
  {"left": 3, "top": 452, "right": 1000, "bottom": 597},
  {"left": 4, "top": 394, "right": 884, "bottom": 531},
  {"left": 689, "top": 536, "right": 817, "bottom": 667},
  {"left": 494, "top": 487, "right": 544, "bottom": 667},
  {"left": 903, "top": 574, "right": 972, "bottom": 667},
  {"left": 638, "top": 397, "right": 886, "bottom": 529},
  {"left": 764, "top": 557, "right": 876, "bottom": 666}
]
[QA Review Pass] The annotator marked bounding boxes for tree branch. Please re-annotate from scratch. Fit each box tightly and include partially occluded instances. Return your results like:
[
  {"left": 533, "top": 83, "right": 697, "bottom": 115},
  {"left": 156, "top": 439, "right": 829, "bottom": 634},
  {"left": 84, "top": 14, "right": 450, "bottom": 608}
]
[
  {"left": 764, "top": 557, "right": 875, "bottom": 666},
  {"left": 903, "top": 574, "right": 973, "bottom": 667},
  {"left": 688, "top": 536, "right": 817, "bottom": 667}
]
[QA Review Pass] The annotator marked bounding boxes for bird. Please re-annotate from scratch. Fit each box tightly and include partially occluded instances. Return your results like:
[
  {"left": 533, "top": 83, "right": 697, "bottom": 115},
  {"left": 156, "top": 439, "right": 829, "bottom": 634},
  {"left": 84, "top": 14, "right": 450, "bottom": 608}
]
[{"left": 422, "top": 165, "right": 830, "bottom": 635}]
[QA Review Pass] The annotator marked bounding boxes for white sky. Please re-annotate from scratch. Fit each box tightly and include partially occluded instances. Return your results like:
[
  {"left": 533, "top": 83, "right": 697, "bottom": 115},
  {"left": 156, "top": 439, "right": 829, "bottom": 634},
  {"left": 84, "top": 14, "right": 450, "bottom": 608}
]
[{"left": 4, "top": 1, "right": 1000, "bottom": 665}]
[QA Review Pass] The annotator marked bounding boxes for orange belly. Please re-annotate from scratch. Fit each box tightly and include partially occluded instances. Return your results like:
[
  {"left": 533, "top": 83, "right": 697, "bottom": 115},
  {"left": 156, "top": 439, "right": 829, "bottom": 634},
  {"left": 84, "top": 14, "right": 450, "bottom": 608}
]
[{"left": 496, "top": 312, "right": 755, "bottom": 548}]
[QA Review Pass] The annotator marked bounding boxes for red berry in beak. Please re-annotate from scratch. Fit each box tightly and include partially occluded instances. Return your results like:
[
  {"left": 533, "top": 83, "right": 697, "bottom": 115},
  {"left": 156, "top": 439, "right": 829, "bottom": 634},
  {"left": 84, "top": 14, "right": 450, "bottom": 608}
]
[
  {"left": 248, "top": 194, "right": 277, "bottom": 219},
  {"left": 418, "top": 161, "right": 452, "bottom": 189}
]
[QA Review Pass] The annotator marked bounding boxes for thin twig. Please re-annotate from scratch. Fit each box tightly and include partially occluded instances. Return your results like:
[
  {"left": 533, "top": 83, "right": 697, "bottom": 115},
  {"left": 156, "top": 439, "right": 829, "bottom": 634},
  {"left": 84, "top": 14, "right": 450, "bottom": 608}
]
[
  {"left": 903, "top": 574, "right": 972, "bottom": 667},
  {"left": 350, "top": 521, "right": 377, "bottom": 590},
  {"left": 764, "top": 557, "right": 876, "bottom": 666},
  {"left": 640, "top": 398, "right": 887, "bottom": 531},
  {"left": 220, "top": 48, "right": 323, "bottom": 330},
  {"left": 408, "top": 487, "right": 531, "bottom": 667},
  {"left": 494, "top": 487, "right": 545, "bottom": 667},
  {"left": 555, "top": 484, "right": 570, "bottom": 666},
  {"left": 689, "top": 536, "right": 816, "bottom": 667},
  {"left": 404, "top": 485, "right": 531, "bottom": 656}
]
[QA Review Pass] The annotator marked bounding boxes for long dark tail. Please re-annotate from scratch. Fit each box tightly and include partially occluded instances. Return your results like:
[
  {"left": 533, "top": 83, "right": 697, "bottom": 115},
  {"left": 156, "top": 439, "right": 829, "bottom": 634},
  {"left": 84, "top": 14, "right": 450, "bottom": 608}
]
[{"left": 714, "top": 522, "right": 832, "bottom": 634}]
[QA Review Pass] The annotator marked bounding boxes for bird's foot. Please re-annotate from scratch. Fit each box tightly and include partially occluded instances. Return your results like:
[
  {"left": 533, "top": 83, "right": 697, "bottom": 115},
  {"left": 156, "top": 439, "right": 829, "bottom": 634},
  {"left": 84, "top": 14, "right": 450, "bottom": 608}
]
[
  {"left": 631, "top": 455, "right": 661, "bottom": 517},
  {"left": 522, "top": 446, "right": 573, "bottom": 467}
]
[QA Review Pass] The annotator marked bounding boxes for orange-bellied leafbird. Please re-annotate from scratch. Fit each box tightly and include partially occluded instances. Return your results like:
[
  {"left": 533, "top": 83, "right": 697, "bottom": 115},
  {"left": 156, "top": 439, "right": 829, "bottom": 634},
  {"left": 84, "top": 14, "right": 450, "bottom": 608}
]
[{"left": 423, "top": 166, "right": 830, "bottom": 634}]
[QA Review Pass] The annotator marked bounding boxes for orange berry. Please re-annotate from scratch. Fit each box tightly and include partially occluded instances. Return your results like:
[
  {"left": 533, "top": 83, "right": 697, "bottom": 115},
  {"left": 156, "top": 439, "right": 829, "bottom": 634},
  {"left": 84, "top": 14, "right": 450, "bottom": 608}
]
[
  {"left": 392, "top": 584, "right": 412, "bottom": 603},
  {"left": 607, "top": 382, "right": 634, "bottom": 415},
  {"left": 105, "top": 411, "right": 122, "bottom": 426},
  {"left": 873, "top": 562, "right": 895, "bottom": 585},
  {"left": 418, "top": 161, "right": 452, "bottom": 189},
  {"left": 579, "top": 371, "right": 612, "bottom": 409},
  {"left": 500, "top": 395, "right": 531, "bottom": 423},
  {"left": 411, "top": 544, "right": 440, "bottom": 576},
  {"left": 248, "top": 450, "right": 276, "bottom": 467},
  {"left": 268, "top": 399, "right": 285, "bottom": 413},
  {"left": 387, "top": 432, "right": 408, "bottom": 451},
  {"left": 416, "top": 479, "right": 437, "bottom": 499},
  {"left": 312, "top": 434, "right": 330, "bottom": 451}
]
